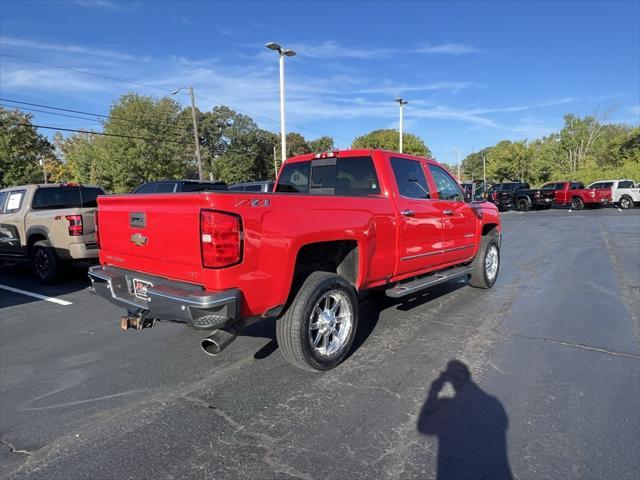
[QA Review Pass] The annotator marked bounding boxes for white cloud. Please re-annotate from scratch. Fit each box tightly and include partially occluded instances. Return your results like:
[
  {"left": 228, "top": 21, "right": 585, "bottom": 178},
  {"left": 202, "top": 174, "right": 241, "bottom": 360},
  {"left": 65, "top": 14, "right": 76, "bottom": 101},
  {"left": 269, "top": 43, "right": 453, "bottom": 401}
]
[
  {"left": 0, "top": 68, "right": 111, "bottom": 92},
  {"left": 630, "top": 105, "right": 640, "bottom": 116},
  {"left": 290, "top": 41, "right": 395, "bottom": 59},
  {"left": 413, "top": 43, "right": 482, "bottom": 54},
  {"left": 72, "top": 0, "right": 122, "bottom": 9},
  {"left": 0, "top": 36, "right": 149, "bottom": 62}
]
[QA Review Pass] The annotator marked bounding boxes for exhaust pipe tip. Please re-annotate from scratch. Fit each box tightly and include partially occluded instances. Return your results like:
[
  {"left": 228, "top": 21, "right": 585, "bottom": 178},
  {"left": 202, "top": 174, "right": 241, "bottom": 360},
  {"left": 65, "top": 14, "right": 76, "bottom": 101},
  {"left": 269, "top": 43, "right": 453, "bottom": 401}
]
[{"left": 201, "top": 327, "right": 237, "bottom": 356}]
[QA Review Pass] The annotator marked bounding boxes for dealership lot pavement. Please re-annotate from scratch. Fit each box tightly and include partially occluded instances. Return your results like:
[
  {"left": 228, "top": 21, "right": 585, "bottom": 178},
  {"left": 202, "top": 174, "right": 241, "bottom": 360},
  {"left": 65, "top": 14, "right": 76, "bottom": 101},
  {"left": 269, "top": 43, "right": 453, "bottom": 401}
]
[{"left": 1, "top": 208, "right": 639, "bottom": 480}]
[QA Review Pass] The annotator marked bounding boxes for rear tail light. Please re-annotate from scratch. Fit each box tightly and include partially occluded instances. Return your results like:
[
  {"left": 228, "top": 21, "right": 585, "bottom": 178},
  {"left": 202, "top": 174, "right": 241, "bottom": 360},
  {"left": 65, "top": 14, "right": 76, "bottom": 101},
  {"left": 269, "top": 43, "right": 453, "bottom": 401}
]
[
  {"left": 94, "top": 210, "right": 100, "bottom": 248},
  {"left": 200, "top": 210, "right": 242, "bottom": 268},
  {"left": 66, "top": 215, "right": 83, "bottom": 236}
]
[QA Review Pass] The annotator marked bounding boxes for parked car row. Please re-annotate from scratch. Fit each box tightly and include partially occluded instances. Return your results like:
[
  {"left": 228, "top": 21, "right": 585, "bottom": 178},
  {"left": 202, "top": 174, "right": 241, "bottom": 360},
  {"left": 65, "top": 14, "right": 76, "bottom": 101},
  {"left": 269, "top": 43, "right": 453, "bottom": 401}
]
[{"left": 484, "top": 179, "right": 639, "bottom": 211}]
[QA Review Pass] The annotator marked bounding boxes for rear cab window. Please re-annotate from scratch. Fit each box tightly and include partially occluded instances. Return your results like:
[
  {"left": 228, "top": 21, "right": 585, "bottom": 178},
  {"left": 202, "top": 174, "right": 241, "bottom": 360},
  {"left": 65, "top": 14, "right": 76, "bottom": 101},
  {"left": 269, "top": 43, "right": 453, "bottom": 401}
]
[
  {"left": 276, "top": 156, "right": 381, "bottom": 197},
  {"left": 31, "top": 186, "right": 104, "bottom": 209}
]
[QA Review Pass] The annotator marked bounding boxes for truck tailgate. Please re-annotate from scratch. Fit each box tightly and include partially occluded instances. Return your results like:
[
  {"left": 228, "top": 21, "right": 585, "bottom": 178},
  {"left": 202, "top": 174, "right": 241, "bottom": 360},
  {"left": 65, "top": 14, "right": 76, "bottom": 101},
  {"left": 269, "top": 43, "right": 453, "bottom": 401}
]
[{"left": 97, "top": 194, "right": 208, "bottom": 283}]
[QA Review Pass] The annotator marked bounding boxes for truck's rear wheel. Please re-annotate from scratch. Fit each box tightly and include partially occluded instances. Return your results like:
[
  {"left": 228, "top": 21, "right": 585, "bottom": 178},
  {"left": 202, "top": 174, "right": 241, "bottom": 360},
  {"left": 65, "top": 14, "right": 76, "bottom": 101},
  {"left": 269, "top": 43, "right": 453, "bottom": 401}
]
[
  {"left": 619, "top": 195, "right": 633, "bottom": 210},
  {"left": 571, "top": 197, "right": 584, "bottom": 210},
  {"left": 31, "top": 241, "right": 69, "bottom": 285},
  {"left": 276, "top": 272, "right": 358, "bottom": 371},
  {"left": 468, "top": 235, "right": 500, "bottom": 289}
]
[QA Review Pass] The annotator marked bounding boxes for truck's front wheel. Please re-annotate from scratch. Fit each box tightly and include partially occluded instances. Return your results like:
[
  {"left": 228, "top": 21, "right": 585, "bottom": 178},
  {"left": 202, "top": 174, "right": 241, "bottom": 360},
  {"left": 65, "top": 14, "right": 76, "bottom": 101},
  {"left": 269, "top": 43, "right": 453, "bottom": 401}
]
[
  {"left": 276, "top": 272, "right": 358, "bottom": 371},
  {"left": 571, "top": 197, "right": 584, "bottom": 210},
  {"left": 469, "top": 235, "right": 500, "bottom": 289}
]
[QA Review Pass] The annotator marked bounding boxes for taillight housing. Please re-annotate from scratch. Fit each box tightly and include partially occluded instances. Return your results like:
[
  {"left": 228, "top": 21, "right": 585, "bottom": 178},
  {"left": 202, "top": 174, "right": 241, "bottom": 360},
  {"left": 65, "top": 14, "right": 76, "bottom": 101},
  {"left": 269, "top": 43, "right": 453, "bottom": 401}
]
[
  {"left": 94, "top": 210, "right": 100, "bottom": 248},
  {"left": 66, "top": 214, "right": 83, "bottom": 236},
  {"left": 200, "top": 210, "right": 242, "bottom": 268}
]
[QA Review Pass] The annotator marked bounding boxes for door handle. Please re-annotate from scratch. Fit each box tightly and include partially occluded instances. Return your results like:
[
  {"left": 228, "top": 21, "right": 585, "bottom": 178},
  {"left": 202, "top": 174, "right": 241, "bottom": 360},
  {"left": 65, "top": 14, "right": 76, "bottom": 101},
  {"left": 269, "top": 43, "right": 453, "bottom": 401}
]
[
  {"left": 400, "top": 209, "right": 415, "bottom": 217},
  {"left": 443, "top": 209, "right": 454, "bottom": 216}
]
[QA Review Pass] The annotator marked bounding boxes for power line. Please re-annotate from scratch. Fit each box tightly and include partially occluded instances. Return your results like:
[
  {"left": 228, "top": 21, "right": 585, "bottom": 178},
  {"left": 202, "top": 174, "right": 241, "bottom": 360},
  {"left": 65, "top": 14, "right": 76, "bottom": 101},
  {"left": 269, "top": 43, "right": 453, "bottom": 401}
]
[
  {"left": 1, "top": 52, "right": 350, "bottom": 143},
  {"left": 0, "top": 98, "right": 190, "bottom": 138},
  {"left": 8, "top": 122, "right": 193, "bottom": 145}
]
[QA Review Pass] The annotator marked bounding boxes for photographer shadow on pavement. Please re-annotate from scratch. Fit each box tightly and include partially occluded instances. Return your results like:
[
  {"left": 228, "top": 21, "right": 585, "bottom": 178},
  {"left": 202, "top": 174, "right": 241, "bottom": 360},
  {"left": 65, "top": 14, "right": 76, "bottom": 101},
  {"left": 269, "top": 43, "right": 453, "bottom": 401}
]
[{"left": 417, "top": 360, "right": 513, "bottom": 480}]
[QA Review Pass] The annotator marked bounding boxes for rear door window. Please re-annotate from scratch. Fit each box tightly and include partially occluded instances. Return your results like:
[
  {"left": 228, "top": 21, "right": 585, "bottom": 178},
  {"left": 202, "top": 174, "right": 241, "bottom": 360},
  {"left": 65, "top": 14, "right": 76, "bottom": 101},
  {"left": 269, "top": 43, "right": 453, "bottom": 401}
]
[
  {"left": 618, "top": 181, "right": 634, "bottom": 188},
  {"left": 244, "top": 184, "right": 263, "bottom": 192},
  {"left": 570, "top": 182, "right": 584, "bottom": 190},
  {"left": 390, "top": 157, "right": 430, "bottom": 199},
  {"left": 4, "top": 190, "right": 26, "bottom": 213},
  {"left": 135, "top": 183, "right": 156, "bottom": 194}
]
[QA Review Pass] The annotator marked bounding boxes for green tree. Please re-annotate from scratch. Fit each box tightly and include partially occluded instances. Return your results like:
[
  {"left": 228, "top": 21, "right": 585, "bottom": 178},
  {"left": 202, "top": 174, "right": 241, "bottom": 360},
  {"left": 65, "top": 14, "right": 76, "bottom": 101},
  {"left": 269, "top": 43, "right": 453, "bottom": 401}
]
[
  {"left": 462, "top": 147, "right": 493, "bottom": 181},
  {"left": 203, "top": 106, "right": 278, "bottom": 183},
  {"left": 90, "top": 93, "right": 193, "bottom": 193},
  {"left": 308, "top": 136, "right": 335, "bottom": 153},
  {"left": 486, "top": 140, "right": 532, "bottom": 183},
  {"left": 0, "top": 107, "right": 55, "bottom": 187},
  {"left": 351, "top": 129, "right": 432, "bottom": 157}
]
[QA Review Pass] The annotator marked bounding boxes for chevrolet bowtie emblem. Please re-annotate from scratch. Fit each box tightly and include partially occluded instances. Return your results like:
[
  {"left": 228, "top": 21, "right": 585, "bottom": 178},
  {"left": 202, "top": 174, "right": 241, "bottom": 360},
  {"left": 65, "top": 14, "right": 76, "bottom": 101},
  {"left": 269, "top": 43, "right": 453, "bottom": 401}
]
[{"left": 130, "top": 233, "right": 148, "bottom": 246}]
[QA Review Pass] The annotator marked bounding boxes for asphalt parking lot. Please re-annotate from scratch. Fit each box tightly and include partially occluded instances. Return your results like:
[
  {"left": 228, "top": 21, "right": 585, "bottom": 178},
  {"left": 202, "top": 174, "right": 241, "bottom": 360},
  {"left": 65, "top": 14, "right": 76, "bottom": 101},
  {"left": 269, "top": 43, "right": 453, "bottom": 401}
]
[{"left": 1, "top": 208, "right": 639, "bottom": 480}]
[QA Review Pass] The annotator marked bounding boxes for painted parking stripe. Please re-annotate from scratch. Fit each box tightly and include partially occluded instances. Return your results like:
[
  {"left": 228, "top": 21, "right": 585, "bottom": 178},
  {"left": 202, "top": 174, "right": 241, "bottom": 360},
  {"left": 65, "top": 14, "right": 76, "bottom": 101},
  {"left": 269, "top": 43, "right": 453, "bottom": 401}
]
[{"left": 0, "top": 284, "right": 72, "bottom": 306}]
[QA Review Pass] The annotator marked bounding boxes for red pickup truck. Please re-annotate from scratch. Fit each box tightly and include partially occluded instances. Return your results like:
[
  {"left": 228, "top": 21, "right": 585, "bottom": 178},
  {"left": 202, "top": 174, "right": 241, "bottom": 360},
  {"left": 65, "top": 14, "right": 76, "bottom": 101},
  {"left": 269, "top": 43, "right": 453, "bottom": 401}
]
[
  {"left": 89, "top": 150, "right": 502, "bottom": 371},
  {"left": 540, "top": 181, "right": 611, "bottom": 209}
]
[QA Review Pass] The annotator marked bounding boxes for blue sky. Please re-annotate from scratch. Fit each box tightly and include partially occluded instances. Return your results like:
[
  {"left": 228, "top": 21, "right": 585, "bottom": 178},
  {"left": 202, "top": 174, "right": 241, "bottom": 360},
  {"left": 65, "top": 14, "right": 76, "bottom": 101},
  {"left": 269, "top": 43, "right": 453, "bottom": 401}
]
[{"left": 1, "top": 0, "right": 639, "bottom": 164}]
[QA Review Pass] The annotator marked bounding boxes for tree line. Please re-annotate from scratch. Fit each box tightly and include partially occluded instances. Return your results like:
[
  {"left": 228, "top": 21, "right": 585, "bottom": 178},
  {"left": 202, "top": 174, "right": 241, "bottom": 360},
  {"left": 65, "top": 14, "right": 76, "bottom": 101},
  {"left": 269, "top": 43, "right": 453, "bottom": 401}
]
[
  {"left": 462, "top": 114, "right": 639, "bottom": 186},
  {"left": 1, "top": 93, "right": 638, "bottom": 191}
]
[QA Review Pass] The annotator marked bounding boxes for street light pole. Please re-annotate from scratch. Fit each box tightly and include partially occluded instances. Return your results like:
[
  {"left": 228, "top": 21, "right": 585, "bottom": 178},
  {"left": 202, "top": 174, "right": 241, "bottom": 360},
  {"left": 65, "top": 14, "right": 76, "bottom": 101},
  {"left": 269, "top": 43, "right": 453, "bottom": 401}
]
[
  {"left": 266, "top": 42, "right": 296, "bottom": 166},
  {"left": 395, "top": 97, "right": 408, "bottom": 153},
  {"left": 172, "top": 86, "right": 203, "bottom": 181}
]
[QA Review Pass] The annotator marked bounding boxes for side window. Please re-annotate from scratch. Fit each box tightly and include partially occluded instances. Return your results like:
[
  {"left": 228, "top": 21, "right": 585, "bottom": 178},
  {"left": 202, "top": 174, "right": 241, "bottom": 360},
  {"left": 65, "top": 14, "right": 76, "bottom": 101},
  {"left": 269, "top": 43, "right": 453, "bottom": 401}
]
[
  {"left": 244, "top": 184, "right": 263, "bottom": 192},
  {"left": 4, "top": 190, "right": 26, "bottom": 213},
  {"left": 618, "top": 181, "right": 633, "bottom": 188},
  {"left": 589, "top": 182, "right": 602, "bottom": 189},
  {"left": 135, "top": 183, "right": 156, "bottom": 194},
  {"left": 428, "top": 165, "right": 463, "bottom": 201},
  {"left": 0, "top": 192, "right": 7, "bottom": 212},
  {"left": 390, "top": 157, "right": 430, "bottom": 199},
  {"left": 570, "top": 182, "right": 584, "bottom": 190},
  {"left": 601, "top": 182, "right": 614, "bottom": 188},
  {"left": 228, "top": 185, "right": 245, "bottom": 191},
  {"left": 155, "top": 182, "right": 176, "bottom": 193}
]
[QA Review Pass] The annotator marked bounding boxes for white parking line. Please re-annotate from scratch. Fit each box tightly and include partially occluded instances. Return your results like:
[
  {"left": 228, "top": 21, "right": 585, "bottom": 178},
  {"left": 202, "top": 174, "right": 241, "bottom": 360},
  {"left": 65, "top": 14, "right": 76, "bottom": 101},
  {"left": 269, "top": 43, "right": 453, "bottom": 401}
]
[{"left": 0, "top": 284, "right": 73, "bottom": 306}]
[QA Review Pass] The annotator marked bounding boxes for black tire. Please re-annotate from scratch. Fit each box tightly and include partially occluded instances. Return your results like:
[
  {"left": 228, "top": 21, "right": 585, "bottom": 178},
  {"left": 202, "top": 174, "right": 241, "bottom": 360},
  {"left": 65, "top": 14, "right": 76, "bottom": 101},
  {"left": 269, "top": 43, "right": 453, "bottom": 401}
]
[
  {"left": 276, "top": 272, "right": 358, "bottom": 371},
  {"left": 570, "top": 197, "right": 584, "bottom": 210},
  {"left": 517, "top": 198, "right": 530, "bottom": 212},
  {"left": 30, "top": 241, "right": 69, "bottom": 284},
  {"left": 468, "top": 235, "right": 500, "bottom": 289},
  {"left": 619, "top": 195, "right": 633, "bottom": 210}
]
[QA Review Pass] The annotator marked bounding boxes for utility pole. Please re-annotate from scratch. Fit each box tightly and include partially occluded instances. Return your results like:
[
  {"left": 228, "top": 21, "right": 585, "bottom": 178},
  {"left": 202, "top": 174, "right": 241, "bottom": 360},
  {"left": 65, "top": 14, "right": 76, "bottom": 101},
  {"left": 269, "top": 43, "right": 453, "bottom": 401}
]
[
  {"left": 39, "top": 157, "right": 47, "bottom": 184},
  {"left": 189, "top": 86, "right": 203, "bottom": 181},
  {"left": 266, "top": 42, "right": 296, "bottom": 165},
  {"left": 483, "top": 155, "right": 487, "bottom": 190},
  {"left": 171, "top": 86, "right": 203, "bottom": 180},
  {"left": 450, "top": 147, "right": 462, "bottom": 181},
  {"left": 395, "top": 97, "right": 408, "bottom": 153},
  {"left": 273, "top": 145, "right": 278, "bottom": 178}
]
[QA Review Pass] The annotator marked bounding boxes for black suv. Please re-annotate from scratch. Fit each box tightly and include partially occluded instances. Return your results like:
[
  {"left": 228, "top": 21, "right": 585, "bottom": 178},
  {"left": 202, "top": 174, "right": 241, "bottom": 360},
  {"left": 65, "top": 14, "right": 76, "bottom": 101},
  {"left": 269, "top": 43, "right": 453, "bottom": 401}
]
[{"left": 132, "top": 180, "right": 227, "bottom": 194}]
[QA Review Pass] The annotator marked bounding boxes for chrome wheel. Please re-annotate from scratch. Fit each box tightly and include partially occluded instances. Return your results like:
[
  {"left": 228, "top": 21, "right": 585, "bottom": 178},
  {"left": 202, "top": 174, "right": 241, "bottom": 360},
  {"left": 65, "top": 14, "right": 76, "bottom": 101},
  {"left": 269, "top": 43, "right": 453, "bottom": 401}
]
[
  {"left": 34, "top": 248, "right": 49, "bottom": 279},
  {"left": 308, "top": 290, "right": 353, "bottom": 357},
  {"left": 620, "top": 197, "right": 632, "bottom": 209},
  {"left": 485, "top": 244, "right": 499, "bottom": 282}
]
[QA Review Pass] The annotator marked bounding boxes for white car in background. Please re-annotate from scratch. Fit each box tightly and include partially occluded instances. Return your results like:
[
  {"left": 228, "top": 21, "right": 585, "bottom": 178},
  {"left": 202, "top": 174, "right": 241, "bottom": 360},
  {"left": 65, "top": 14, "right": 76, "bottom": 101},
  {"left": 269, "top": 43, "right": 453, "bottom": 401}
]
[{"left": 587, "top": 179, "right": 639, "bottom": 209}]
